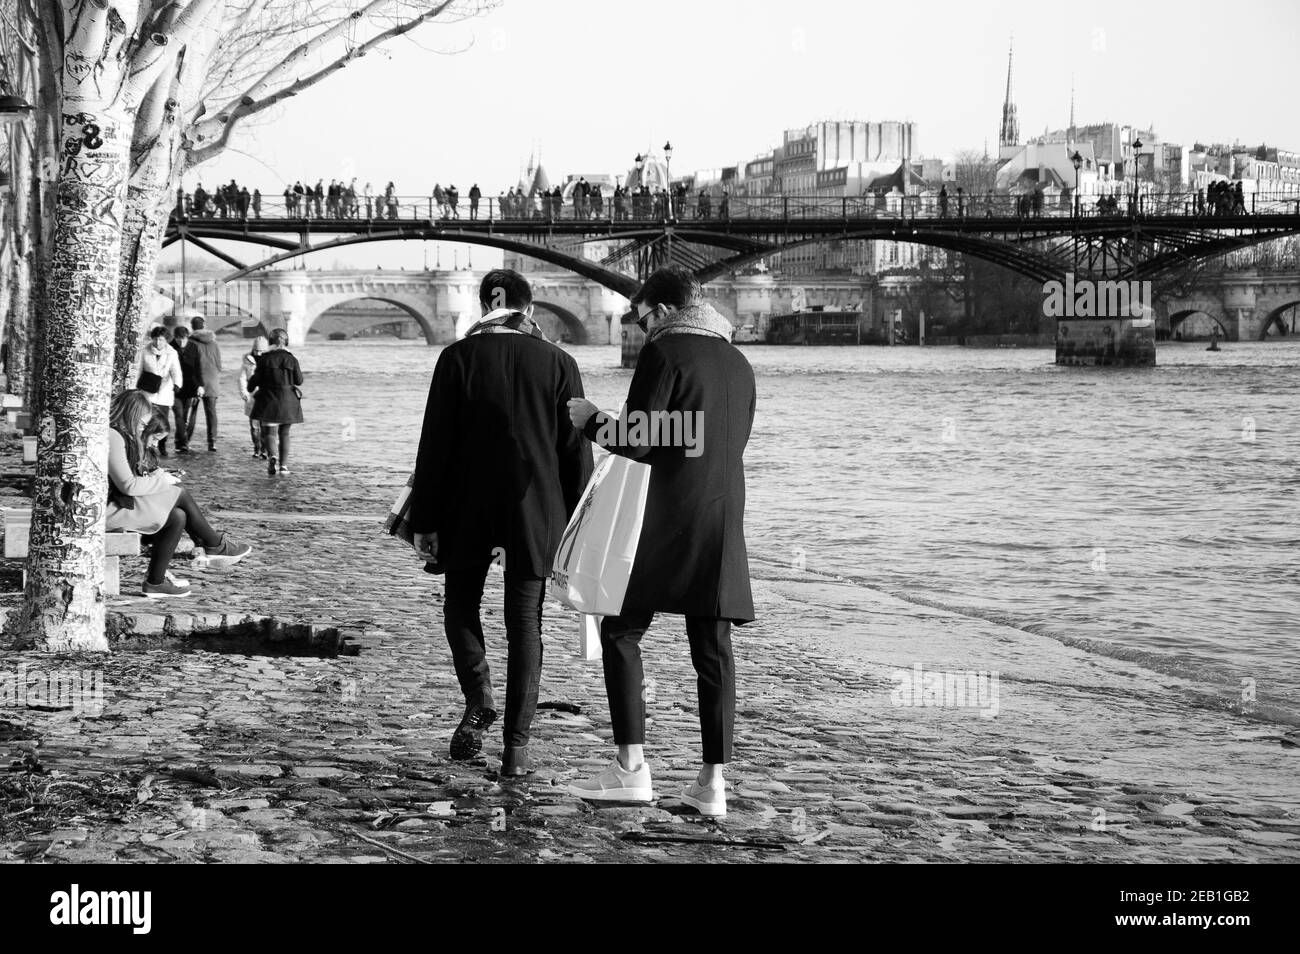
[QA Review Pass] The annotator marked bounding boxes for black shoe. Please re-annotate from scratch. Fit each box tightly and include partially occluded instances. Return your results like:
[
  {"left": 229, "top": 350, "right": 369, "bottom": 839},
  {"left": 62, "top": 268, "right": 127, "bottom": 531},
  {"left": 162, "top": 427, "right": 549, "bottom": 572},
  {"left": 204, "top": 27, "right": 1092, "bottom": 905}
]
[
  {"left": 208, "top": 444, "right": 217, "bottom": 453},
  {"left": 177, "top": 446, "right": 191, "bottom": 456},
  {"left": 267, "top": 456, "right": 278, "bottom": 476},
  {"left": 449, "top": 704, "right": 497, "bottom": 761},
  {"left": 501, "top": 744, "right": 532, "bottom": 777}
]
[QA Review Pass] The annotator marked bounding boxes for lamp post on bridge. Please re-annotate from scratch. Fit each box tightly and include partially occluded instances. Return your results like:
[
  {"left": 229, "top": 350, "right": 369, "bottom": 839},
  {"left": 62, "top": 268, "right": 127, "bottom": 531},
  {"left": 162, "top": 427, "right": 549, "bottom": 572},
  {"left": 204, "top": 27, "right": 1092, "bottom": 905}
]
[
  {"left": 1071, "top": 150, "right": 1083, "bottom": 219},
  {"left": 1131, "top": 137, "right": 1143, "bottom": 282}
]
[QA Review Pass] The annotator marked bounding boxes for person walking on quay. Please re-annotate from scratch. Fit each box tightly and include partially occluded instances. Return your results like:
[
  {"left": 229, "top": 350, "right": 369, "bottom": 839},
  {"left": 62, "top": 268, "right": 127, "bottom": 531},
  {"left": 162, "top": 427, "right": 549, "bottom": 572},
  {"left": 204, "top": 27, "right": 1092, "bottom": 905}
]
[
  {"left": 469, "top": 183, "right": 481, "bottom": 220},
  {"left": 108, "top": 390, "right": 253, "bottom": 599},
  {"left": 138, "top": 326, "right": 183, "bottom": 457},
  {"left": 188, "top": 316, "right": 223, "bottom": 452},
  {"left": 238, "top": 335, "right": 269, "bottom": 458},
  {"left": 249, "top": 328, "right": 304, "bottom": 477},
  {"left": 408, "top": 268, "right": 593, "bottom": 777},
  {"left": 565, "top": 265, "right": 755, "bottom": 818},
  {"left": 170, "top": 326, "right": 202, "bottom": 455}
]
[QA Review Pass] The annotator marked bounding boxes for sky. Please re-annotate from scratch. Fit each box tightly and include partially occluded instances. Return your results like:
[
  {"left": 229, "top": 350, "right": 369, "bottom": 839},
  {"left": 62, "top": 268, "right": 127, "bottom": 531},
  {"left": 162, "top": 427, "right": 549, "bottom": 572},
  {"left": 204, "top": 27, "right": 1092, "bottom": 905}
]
[{"left": 163, "top": 0, "right": 1300, "bottom": 272}]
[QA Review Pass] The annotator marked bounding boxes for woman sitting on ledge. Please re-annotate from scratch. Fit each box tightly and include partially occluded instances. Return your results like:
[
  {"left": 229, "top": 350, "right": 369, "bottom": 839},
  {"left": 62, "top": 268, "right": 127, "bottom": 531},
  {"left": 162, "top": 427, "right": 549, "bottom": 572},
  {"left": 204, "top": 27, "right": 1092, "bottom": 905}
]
[{"left": 108, "top": 390, "right": 252, "bottom": 599}]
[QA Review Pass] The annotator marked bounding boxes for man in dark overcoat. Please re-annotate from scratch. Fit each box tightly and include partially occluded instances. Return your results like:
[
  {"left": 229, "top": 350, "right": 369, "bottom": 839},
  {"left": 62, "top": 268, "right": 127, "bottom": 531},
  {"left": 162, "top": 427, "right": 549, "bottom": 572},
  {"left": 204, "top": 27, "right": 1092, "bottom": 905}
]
[
  {"left": 408, "top": 269, "right": 593, "bottom": 776},
  {"left": 566, "top": 265, "right": 755, "bottom": 817}
]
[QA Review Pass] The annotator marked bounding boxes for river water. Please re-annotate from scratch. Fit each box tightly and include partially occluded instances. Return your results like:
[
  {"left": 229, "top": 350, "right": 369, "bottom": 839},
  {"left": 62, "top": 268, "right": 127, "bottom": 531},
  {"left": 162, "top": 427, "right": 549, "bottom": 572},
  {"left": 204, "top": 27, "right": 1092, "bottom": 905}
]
[{"left": 218, "top": 337, "right": 1300, "bottom": 728}]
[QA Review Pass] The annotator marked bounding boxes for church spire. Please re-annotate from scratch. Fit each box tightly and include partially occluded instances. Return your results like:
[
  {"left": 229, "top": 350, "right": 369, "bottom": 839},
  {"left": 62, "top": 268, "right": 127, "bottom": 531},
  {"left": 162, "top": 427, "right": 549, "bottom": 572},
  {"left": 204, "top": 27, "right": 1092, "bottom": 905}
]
[
  {"left": 999, "top": 35, "right": 1019, "bottom": 149},
  {"left": 1068, "top": 74, "right": 1076, "bottom": 145}
]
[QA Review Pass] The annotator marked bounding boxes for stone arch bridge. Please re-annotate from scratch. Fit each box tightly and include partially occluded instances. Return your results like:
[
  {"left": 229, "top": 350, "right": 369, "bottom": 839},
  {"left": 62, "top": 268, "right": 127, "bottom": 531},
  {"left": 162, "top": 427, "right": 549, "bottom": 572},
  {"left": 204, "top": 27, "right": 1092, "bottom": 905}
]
[{"left": 155, "top": 270, "right": 633, "bottom": 346}]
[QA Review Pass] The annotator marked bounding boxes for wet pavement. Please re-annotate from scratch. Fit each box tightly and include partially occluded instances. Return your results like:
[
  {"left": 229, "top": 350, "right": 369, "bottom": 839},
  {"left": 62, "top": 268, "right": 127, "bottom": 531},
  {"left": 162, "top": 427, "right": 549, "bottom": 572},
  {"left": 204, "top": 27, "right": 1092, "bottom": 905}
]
[{"left": 1, "top": 430, "right": 1298, "bottom": 863}]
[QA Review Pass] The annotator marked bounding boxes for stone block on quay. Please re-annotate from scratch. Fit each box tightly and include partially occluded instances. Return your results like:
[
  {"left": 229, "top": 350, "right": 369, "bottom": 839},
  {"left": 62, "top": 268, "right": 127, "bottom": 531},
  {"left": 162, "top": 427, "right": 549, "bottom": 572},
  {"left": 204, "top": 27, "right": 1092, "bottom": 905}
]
[
  {"left": 128, "top": 613, "right": 169, "bottom": 637},
  {"left": 102, "top": 557, "right": 120, "bottom": 597},
  {"left": 104, "top": 532, "right": 141, "bottom": 556},
  {"left": 165, "top": 614, "right": 194, "bottom": 636}
]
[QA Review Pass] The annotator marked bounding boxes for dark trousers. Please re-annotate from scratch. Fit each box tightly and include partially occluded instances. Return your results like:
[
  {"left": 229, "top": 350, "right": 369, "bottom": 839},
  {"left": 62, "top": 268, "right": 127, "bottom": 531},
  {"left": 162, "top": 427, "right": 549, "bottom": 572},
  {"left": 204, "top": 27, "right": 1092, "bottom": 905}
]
[
  {"left": 186, "top": 394, "right": 218, "bottom": 445},
  {"left": 259, "top": 423, "right": 291, "bottom": 464},
  {"left": 600, "top": 612, "right": 735, "bottom": 764},
  {"left": 142, "top": 489, "right": 221, "bottom": 584},
  {"left": 442, "top": 565, "right": 545, "bottom": 748},
  {"left": 172, "top": 397, "right": 196, "bottom": 449}
]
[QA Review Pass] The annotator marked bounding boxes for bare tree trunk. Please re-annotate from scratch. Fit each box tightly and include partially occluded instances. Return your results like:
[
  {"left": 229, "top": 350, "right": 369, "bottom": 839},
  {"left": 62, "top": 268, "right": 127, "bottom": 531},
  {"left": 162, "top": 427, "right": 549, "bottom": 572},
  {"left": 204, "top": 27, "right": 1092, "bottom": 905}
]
[
  {"left": 113, "top": 178, "right": 173, "bottom": 392},
  {"left": 19, "top": 7, "right": 138, "bottom": 651}
]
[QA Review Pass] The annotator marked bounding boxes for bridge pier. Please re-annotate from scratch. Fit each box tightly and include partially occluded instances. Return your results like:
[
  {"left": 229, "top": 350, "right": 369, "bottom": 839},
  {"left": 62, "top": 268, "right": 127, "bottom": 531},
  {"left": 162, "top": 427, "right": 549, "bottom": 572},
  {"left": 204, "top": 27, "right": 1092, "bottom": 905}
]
[{"left": 1055, "top": 318, "right": 1156, "bottom": 366}]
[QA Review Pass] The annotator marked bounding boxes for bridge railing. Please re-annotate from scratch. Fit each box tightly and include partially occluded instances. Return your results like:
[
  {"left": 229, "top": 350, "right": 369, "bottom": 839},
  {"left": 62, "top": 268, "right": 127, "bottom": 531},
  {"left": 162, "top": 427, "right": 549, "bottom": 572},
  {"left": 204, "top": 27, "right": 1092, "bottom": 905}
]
[{"left": 171, "top": 189, "right": 1300, "bottom": 227}]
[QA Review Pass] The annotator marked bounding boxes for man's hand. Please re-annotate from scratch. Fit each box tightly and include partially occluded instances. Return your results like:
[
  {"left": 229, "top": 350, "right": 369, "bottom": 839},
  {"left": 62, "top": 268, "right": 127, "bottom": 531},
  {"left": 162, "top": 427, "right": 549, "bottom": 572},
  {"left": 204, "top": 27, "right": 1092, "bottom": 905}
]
[
  {"left": 567, "top": 398, "right": 599, "bottom": 430},
  {"left": 413, "top": 532, "right": 438, "bottom": 562},
  {"left": 197, "top": 386, "right": 205, "bottom": 398}
]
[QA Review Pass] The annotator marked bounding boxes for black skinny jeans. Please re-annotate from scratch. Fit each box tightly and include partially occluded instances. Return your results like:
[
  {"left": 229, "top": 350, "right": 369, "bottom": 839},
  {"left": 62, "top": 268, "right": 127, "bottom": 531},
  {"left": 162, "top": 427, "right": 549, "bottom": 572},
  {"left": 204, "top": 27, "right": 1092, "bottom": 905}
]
[
  {"left": 442, "top": 565, "right": 546, "bottom": 749},
  {"left": 142, "top": 489, "right": 221, "bottom": 584},
  {"left": 600, "top": 612, "right": 736, "bottom": 764}
]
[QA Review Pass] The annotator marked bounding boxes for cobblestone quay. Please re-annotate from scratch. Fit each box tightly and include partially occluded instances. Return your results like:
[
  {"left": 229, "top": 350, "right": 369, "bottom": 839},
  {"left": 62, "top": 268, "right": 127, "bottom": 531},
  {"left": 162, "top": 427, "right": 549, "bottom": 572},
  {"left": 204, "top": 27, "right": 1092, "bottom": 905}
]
[{"left": 1, "top": 342, "right": 1297, "bottom": 863}]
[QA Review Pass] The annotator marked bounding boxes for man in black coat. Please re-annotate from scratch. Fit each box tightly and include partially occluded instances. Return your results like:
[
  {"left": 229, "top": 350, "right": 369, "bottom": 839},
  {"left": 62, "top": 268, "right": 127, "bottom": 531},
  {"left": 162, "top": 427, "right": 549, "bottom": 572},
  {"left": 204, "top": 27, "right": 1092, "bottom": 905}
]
[
  {"left": 170, "top": 326, "right": 202, "bottom": 454},
  {"left": 566, "top": 265, "right": 755, "bottom": 818},
  {"left": 408, "top": 269, "right": 593, "bottom": 776}
]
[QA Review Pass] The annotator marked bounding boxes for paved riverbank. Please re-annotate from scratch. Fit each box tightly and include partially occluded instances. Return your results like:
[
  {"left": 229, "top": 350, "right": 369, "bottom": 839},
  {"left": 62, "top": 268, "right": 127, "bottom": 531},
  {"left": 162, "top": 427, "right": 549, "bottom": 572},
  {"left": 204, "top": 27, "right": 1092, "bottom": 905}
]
[{"left": 2, "top": 437, "right": 1298, "bottom": 863}]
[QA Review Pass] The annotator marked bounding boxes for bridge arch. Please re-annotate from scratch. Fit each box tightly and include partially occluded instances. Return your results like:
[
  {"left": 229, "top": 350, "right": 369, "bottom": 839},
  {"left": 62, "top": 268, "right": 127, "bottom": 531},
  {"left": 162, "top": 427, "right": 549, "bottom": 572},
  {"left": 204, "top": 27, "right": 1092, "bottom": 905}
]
[
  {"left": 165, "top": 229, "right": 640, "bottom": 297},
  {"left": 531, "top": 301, "right": 589, "bottom": 344},
  {"left": 1169, "top": 309, "right": 1232, "bottom": 340},
  {"left": 304, "top": 294, "right": 446, "bottom": 345},
  {"left": 1258, "top": 300, "right": 1298, "bottom": 339}
]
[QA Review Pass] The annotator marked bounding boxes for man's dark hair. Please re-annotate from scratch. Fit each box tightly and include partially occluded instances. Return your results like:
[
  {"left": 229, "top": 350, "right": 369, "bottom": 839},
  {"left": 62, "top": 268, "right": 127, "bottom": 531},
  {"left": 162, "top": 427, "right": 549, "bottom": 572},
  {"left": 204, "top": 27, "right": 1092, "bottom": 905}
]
[
  {"left": 632, "top": 264, "right": 702, "bottom": 310},
  {"left": 149, "top": 325, "right": 168, "bottom": 340},
  {"left": 269, "top": 328, "right": 289, "bottom": 347},
  {"left": 479, "top": 269, "right": 532, "bottom": 311},
  {"left": 173, "top": 326, "right": 190, "bottom": 340},
  {"left": 191, "top": 316, "right": 206, "bottom": 330}
]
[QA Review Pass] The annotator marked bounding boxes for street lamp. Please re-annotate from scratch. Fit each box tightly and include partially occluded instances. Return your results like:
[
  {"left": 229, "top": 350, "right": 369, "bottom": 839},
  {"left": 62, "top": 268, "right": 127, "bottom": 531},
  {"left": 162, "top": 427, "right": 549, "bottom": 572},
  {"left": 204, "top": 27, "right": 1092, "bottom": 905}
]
[
  {"left": 1130, "top": 137, "right": 1143, "bottom": 282},
  {"left": 1071, "top": 150, "right": 1083, "bottom": 218},
  {"left": 1131, "top": 137, "right": 1143, "bottom": 216},
  {"left": 663, "top": 141, "right": 674, "bottom": 218}
]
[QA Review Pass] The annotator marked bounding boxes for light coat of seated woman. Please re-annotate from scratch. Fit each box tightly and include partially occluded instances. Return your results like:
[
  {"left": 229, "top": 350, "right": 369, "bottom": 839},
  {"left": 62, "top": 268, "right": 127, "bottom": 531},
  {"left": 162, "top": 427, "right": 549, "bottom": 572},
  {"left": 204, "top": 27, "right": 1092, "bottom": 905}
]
[{"left": 107, "top": 390, "right": 253, "bottom": 598}]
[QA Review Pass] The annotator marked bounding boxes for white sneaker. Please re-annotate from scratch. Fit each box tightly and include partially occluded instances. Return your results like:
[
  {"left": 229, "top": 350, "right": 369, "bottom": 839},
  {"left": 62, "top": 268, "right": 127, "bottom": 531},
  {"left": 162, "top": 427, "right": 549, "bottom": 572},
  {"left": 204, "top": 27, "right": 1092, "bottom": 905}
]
[
  {"left": 568, "top": 758, "right": 654, "bottom": 803},
  {"left": 165, "top": 571, "right": 190, "bottom": 588},
  {"left": 680, "top": 778, "right": 727, "bottom": 817}
]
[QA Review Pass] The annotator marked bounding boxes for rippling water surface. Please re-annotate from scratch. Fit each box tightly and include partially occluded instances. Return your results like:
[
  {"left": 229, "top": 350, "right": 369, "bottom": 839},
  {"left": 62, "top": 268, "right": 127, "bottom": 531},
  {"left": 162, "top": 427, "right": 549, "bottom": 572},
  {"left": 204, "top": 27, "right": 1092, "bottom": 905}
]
[{"left": 222, "top": 337, "right": 1300, "bottom": 726}]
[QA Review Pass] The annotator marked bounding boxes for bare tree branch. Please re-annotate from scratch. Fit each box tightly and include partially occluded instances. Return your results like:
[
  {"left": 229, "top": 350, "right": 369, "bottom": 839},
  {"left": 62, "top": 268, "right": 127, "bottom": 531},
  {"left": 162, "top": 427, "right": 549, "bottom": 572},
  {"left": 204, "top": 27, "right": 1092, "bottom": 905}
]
[{"left": 187, "top": 0, "right": 464, "bottom": 166}]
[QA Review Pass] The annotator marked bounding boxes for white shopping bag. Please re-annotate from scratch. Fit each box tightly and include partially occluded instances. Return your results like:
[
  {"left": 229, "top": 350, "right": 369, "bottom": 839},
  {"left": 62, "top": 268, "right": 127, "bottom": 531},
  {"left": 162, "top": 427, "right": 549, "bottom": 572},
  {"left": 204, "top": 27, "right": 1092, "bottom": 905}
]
[
  {"left": 580, "top": 614, "right": 602, "bottom": 661},
  {"left": 550, "top": 453, "right": 651, "bottom": 618}
]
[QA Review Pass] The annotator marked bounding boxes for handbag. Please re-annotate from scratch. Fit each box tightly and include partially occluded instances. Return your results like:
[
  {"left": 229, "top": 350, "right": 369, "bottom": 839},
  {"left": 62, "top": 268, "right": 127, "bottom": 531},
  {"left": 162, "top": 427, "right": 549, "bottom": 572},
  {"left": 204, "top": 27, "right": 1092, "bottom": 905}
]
[
  {"left": 136, "top": 370, "right": 163, "bottom": 394},
  {"left": 549, "top": 452, "right": 651, "bottom": 617}
]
